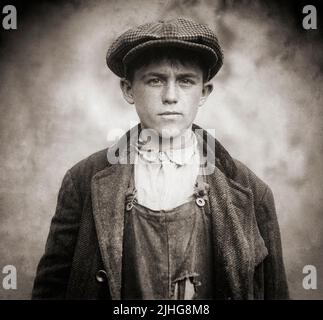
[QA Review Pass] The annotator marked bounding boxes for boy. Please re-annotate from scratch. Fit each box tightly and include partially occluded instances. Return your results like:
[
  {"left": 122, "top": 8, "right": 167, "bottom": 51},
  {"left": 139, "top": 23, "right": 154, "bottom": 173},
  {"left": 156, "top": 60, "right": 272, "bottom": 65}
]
[{"left": 32, "top": 18, "right": 289, "bottom": 300}]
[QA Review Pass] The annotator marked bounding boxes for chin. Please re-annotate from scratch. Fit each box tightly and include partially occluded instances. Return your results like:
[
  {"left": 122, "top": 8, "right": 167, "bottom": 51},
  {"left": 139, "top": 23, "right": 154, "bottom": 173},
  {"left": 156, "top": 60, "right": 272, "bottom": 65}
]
[{"left": 157, "top": 126, "right": 185, "bottom": 139}]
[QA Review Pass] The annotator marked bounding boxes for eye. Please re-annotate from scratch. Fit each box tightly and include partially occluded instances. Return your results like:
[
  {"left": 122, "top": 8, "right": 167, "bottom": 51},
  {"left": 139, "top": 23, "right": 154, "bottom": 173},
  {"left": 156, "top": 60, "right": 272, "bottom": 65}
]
[
  {"left": 147, "top": 78, "right": 163, "bottom": 86},
  {"left": 178, "top": 78, "right": 195, "bottom": 86}
]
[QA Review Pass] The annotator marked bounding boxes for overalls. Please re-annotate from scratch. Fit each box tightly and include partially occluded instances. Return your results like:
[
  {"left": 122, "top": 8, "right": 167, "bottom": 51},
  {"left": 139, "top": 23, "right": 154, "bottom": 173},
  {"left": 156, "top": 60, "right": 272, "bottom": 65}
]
[{"left": 121, "top": 169, "right": 215, "bottom": 300}]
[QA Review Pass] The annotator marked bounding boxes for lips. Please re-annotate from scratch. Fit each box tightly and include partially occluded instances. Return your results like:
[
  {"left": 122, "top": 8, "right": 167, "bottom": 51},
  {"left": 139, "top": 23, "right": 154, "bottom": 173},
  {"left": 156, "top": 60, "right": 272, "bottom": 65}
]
[{"left": 158, "top": 111, "right": 182, "bottom": 116}]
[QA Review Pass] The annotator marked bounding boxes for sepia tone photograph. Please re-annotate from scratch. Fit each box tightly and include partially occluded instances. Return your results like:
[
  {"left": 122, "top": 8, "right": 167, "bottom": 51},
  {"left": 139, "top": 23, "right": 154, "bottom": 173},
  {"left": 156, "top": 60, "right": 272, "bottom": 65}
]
[{"left": 0, "top": 0, "right": 322, "bottom": 301}]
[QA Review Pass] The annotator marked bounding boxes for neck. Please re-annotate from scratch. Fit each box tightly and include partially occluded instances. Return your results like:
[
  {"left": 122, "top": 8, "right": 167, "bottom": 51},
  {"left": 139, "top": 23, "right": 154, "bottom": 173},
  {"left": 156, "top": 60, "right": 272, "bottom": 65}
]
[{"left": 138, "top": 126, "right": 194, "bottom": 151}]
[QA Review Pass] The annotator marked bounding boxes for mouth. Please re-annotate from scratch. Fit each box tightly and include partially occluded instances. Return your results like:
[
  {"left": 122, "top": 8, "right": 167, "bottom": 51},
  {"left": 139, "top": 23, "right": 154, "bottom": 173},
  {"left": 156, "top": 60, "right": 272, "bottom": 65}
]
[{"left": 158, "top": 111, "right": 183, "bottom": 116}]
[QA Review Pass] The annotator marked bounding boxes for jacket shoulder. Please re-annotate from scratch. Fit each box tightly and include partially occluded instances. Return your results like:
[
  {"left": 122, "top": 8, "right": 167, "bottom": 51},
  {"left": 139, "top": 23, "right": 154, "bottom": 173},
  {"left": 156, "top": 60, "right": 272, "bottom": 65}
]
[
  {"left": 69, "top": 148, "right": 109, "bottom": 173},
  {"left": 67, "top": 148, "right": 109, "bottom": 197}
]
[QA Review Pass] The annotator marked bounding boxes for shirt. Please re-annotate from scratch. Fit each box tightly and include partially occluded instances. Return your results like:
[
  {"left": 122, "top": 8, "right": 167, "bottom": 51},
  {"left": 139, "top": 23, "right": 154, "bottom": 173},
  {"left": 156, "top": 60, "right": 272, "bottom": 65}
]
[{"left": 134, "top": 129, "right": 200, "bottom": 211}]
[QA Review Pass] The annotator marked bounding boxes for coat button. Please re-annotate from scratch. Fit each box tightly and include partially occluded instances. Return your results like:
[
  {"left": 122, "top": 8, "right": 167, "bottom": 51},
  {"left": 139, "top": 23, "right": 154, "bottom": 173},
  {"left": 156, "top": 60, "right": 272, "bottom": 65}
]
[{"left": 96, "top": 269, "right": 107, "bottom": 283}]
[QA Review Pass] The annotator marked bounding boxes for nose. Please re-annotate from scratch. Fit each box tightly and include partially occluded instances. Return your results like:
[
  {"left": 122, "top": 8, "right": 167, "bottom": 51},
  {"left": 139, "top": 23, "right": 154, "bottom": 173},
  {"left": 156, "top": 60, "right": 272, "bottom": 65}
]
[{"left": 162, "top": 81, "right": 178, "bottom": 105}]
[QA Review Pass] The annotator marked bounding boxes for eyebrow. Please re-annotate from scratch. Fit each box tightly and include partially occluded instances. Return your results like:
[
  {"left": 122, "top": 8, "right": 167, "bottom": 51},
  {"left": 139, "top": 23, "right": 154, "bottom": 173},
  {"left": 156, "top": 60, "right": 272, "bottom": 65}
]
[{"left": 140, "top": 72, "right": 200, "bottom": 80}]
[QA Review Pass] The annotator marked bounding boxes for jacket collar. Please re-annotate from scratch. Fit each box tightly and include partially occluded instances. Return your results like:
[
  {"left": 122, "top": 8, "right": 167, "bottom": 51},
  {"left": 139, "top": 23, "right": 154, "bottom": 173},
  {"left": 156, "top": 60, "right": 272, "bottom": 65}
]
[
  {"left": 91, "top": 124, "right": 267, "bottom": 300},
  {"left": 106, "top": 123, "right": 237, "bottom": 179}
]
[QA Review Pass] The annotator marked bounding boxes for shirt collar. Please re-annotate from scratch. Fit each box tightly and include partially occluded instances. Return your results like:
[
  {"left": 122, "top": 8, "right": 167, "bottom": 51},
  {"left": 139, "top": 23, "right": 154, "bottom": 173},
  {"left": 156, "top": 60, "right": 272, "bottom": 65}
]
[{"left": 135, "top": 129, "right": 198, "bottom": 166}]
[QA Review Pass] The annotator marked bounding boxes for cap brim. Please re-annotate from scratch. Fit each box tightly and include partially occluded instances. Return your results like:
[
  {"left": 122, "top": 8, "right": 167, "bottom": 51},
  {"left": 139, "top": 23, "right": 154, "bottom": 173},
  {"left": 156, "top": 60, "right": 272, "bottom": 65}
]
[{"left": 110, "top": 39, "right": 222, "bottom": 81}]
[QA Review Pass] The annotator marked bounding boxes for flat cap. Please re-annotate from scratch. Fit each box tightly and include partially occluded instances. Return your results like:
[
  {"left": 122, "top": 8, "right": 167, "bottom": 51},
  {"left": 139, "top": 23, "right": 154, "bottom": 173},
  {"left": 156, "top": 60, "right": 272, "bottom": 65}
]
[{"left": 106, "top": 18, "right": 223, "bottom": 81}]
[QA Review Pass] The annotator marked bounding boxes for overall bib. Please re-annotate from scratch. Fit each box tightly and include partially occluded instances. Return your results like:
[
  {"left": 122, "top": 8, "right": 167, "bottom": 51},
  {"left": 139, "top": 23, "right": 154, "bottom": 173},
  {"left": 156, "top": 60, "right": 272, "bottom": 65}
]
[{"left": 121, "top": 171, "right": 215, "bottom": 300}]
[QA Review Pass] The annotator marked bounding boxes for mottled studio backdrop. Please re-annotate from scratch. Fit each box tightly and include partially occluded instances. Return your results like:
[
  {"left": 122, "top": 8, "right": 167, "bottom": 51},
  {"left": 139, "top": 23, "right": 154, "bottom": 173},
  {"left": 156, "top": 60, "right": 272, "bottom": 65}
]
[{"left": 0, "top": 0, "right": 323, "bottom": 299}]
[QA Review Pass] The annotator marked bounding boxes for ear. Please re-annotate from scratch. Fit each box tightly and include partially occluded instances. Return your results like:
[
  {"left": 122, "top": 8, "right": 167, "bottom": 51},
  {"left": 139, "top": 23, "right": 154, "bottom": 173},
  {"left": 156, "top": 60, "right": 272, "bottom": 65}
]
[
  {"left": 120, "top": 78, "right": 135, "bottom": 105},
  {"left": 198, "top": 82, "right": 213, "bottom": 107}
]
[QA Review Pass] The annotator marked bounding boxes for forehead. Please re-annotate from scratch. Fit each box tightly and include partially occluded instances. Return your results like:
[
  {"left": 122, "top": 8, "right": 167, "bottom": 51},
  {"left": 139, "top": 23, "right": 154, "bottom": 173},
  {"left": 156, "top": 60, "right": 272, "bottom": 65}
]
[{"left": 133, "top": 58, "right": 204, "bottom": 77}]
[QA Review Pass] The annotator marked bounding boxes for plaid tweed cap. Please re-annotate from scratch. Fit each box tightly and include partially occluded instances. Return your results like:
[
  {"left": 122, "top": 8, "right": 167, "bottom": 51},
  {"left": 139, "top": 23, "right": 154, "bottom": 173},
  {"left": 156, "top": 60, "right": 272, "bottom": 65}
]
[{"left": 106, "top": 18, "right": 223, "bottom": 81}]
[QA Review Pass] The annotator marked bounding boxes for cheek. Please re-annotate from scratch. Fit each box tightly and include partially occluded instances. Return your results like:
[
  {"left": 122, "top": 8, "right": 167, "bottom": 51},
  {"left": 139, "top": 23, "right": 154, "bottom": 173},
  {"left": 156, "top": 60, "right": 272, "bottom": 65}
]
[
  {"left": 182, "top": 91, "right": 203, "bottom": 115},
  {"left": 133, "top": 87, "right": 160, "bottom": 110},
  {"left": 133, "top": 91, "right": 160, "bottom": 124}
]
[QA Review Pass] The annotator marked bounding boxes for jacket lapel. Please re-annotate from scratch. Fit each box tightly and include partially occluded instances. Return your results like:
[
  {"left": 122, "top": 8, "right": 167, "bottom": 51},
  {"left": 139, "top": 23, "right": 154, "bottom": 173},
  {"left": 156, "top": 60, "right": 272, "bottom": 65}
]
[
  {"left": 91, "top": 125, "right": 140, "bottom": 300},
  {"left": 91, "top": 163, "right": 132, "bottom": 300},
  {"left": 194, "top": 125, "right": 268, "bottom": 299},
  {"left": 206, "top": 169, "right": 256, "bottom": 299}
]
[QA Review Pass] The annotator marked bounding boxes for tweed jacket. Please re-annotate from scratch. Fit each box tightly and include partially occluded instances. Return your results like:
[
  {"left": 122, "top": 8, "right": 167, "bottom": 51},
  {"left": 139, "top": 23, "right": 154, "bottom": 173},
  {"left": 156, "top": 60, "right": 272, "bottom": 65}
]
[{"left": 32, "top": 124, "right": 289, "bottom": 300}]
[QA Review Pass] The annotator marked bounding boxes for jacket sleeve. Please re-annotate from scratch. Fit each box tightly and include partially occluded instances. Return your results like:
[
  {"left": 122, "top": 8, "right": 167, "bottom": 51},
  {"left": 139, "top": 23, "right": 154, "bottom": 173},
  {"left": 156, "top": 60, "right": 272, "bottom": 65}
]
[
  {"left": 32, "top": 170, "right": 82, "bottom": 299},
  {"left": 255, "top": 186, "right": 289, "bottom": 300}
]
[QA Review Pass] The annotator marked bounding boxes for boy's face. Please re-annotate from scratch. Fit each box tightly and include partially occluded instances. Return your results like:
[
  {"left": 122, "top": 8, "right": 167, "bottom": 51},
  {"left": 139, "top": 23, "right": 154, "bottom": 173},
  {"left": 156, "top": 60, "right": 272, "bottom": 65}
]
[{"left": 120, "top": 58, "right": 213, "bottom": 138}]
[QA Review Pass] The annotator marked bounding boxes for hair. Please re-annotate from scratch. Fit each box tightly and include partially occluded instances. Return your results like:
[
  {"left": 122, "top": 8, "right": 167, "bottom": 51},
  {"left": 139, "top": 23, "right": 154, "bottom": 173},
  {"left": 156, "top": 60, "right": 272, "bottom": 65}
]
[{"left": 124, "top": 46, "right": 210, "bottom": 83}]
